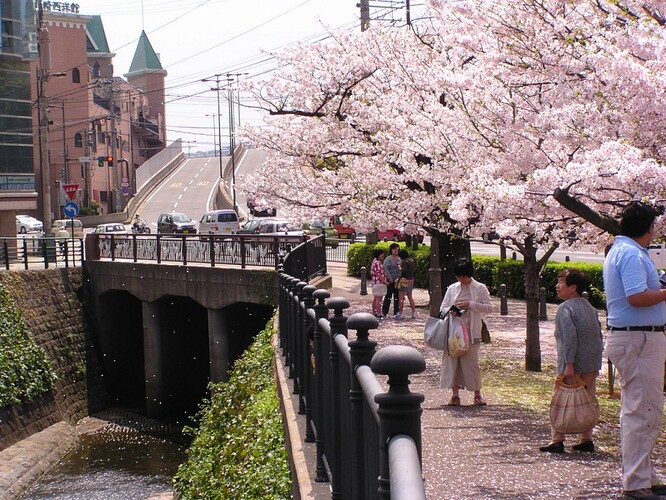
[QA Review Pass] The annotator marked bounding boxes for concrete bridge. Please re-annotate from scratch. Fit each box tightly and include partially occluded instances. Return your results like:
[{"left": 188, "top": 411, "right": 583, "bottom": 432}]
[{"left": 82, "top": 233, "right": 326, "bottom": 418}]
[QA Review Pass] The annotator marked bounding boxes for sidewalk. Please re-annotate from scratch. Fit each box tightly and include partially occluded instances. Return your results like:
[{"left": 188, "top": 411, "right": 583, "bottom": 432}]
[{"left": 288, "top": 262, "right": 622, "bottom": 499}]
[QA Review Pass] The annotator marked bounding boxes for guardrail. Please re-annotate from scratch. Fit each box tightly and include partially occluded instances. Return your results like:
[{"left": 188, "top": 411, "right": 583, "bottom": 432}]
[
  {"left": 279, "top": 274, "right": 427, "bottom": 499},
  {"left": 89, "top": 233, "right": 326, "bottom": 275},
  {"left": 0, "top": 236, "right": 84, "bottom": 270}
]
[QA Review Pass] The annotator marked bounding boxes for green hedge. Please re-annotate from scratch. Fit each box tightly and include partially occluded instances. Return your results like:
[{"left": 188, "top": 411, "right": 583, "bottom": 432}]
[
  {"left": 346, "top": 244, "right": 606, "bottom": 308},
  {"left": 0, "top": 284, "right": 56, "bottom": 408},
  {"left": 173, "top": 320, "right": 291, "bottom": 499}
]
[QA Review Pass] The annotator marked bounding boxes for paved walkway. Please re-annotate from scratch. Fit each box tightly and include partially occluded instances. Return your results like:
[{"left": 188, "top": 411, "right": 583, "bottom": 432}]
[{"left": 283, "top": 262, "right": 624, "bottom": 499}]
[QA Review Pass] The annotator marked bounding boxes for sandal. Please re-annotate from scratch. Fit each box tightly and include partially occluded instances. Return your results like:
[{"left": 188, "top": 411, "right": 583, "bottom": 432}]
[
  {"left": 473, "top": 395, "right": 487, "bottom": 406},
  {"left": 447, "top": 395, "right": 461, "bottom": 406}
]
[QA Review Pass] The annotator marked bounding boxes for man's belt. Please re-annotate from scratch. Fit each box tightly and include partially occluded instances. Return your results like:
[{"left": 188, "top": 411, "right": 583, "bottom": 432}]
[{"left": 607, "top": 325, "right": 666, "bottom": 332}]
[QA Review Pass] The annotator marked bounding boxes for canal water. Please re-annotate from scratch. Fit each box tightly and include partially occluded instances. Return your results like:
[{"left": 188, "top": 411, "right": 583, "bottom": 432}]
[{"left": 22, "top": 409, "right": 190, "bottom": 499}]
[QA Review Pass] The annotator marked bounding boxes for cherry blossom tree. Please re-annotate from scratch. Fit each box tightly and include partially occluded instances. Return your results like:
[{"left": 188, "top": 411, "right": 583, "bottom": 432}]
[{"left": 240, "top": 0, "right": 666, "bottom": 370}]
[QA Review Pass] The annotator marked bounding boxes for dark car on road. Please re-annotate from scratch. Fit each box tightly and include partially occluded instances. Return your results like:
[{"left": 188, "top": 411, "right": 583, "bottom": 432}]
[
  {"left": 157, "top": 213, "right": 197, "bottom": 234},
  {"left": 237, "top": 219, "right": 262, "bottom": 234}
]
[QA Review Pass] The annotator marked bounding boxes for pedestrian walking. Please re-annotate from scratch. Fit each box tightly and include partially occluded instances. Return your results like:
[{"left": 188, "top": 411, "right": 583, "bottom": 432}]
[
  {"left": 603, "top": 201, "right": 666, "bottom": 500},
  {"left": 370, "top": 249, "right": 388, "bottom": 319},
  {"left": 439, "top": 258, "right": 492, "bottom": 406},
  {"left": 382, "top": 243, "right": 402, "bottom": 319},
  {"left": 398, "top": 249, "right": 417, "bottom": 319},
  {"left": 540, "top": 269, "right": 603, "bottom": 454}
]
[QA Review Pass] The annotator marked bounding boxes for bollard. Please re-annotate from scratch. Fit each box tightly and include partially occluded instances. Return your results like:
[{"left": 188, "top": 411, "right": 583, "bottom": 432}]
[
  {"left": 512, "top": 251, "right": 517, "bottom": 260},
  {"left": 565, "top": 255, "right": 570, "bottom": 262},
  {"left": 499, "top": 284, "right": 508, "bottom": 316},
  {"left": 360, "top": 266, "right": 368, "bottom": 296},
  {"left": 539, "top": 286, "right": 548, "bottom": 320}
]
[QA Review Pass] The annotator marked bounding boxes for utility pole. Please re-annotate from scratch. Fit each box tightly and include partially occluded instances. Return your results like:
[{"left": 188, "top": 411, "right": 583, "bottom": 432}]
[
  {"left": 226, "top": 81, "right": 237, "bottom": 212},
  {"left": 110, "top": 89, "right": 120, "bottom": 213},
  {"left": 359, "top": 0, "right": 370, "bottom": 31},
  {"left": 202, "top": 75, "right": 228, "bottom": 180},
  {"left": 205, "top": 113, "right": 217, "bottom": 155}
]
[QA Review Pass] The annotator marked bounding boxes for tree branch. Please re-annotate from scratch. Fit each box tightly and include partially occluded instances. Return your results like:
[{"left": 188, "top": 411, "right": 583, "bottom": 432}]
[{"left": 553, "top": 187, "right": 621, "bottom": 235}]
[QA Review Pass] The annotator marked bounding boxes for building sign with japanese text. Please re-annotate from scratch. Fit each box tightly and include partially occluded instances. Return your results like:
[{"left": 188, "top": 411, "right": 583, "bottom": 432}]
[{"left": 0, "top": 175, "right": 35, "bottom": 191}]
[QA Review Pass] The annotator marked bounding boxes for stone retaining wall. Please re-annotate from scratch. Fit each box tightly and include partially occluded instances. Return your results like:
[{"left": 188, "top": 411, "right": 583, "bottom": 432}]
[{"left": 0, "top": 268, "right": 108, "bottom": 451}]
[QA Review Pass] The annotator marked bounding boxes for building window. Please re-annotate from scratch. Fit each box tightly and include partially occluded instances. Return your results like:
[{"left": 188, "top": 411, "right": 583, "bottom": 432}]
[
  {"left": 72, "top": 68, "right": 80, "bottom": 83},
  {"left": 93, "top": 62, "right": 100, "bottom": 78},
  {"left": 74, "top": 132, "right": 82, "bottom": 148}
]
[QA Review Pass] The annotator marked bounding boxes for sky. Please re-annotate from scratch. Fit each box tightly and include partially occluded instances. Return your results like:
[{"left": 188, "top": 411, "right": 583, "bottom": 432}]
[{"left": 75, "top": 0, "right": 406, "bottom": 154}]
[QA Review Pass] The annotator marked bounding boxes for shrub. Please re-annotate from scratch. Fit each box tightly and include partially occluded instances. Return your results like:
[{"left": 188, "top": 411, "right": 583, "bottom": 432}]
[
  {"left": 0, "top": 284, "right": 56, "bottom": 408},
  {"left": 173, "top": 320, "right": 291, "bottom": 499}
]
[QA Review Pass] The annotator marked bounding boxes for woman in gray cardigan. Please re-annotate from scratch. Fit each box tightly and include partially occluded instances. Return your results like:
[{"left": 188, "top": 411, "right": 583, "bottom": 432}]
[{"left": 540, "top": 269, "right": 603, "bottom": 454}]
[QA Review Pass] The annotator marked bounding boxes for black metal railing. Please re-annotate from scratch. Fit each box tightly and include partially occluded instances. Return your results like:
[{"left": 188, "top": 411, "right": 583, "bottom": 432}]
[
  {"left": 89, "top": 233, "right": 318, "bottom": 270},
  {"left": 0, "top": 236, "right": 84, "bottom": 270},
  {"left": 279, "top": 273, "right": 427, "bottom": 500},
  {"left": 282, "top": 235, "right": 327, "bottom": 281}
]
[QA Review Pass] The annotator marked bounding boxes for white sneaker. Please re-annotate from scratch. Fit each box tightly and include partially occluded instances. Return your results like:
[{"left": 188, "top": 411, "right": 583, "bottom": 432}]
[
  {"left": 394, "top": 313, "right": 404, "bottom": 320},
  {"left": 411, "top": 311, "right": 417, "bottom": 319}
]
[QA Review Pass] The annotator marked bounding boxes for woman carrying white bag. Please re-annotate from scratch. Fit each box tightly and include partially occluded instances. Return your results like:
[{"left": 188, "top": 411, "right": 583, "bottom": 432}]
[{"left": 439, "top": 258, "right": 493, "bottom": 406}]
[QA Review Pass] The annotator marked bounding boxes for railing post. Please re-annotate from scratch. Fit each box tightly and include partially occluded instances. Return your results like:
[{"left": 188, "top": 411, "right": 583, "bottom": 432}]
[
  {"left": 347, "top": 312, "right": 379, "bottom": 500},
  {"left": 539, "top": 286, "right": 547, "bottom": 320},
  {"left": 156, "top": 235, "right": 162, "bottom": 263},
  {"left": 182, "top": 235, "right": 188, "bottom": 265},
  {"left": 371, "top": 346, "right": 426, "bottom": 500},
  {"left": 286, "top": 277, "right": 301, "bottom": 380},
  {"left": 209, "top": 235, "right": 215, "bottom": 267},
  {"left": 500, "top": 284, "right": 508, "bottom": 316},
  {"left": 312, "top": 288, "right": 331, "bottom": 483},
  {"left": 3, "top": 240, "right": 9, "bottom": 270},
  {"left": 132, "top": 234, "right": 138, "bottom": 262},
  {"left": 240, "top": 236, "right": 247, "bottom": 269},
  {"left": 63, "top": 240, "right": 69, "bottom": 268},
  {"left": 22, "top": 238, "right": 28, "bottom": 270},
  {"left": 302, "top": 284, "right": 317, "bottom": 442},
  {"left": 327, "top": 297, "right": 350, "bottom": 500}
]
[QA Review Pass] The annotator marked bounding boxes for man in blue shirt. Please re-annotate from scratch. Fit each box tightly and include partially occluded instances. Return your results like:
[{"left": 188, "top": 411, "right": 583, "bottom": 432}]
[{"left": 604, "top": 201, "right": 666, "bottom": 500}]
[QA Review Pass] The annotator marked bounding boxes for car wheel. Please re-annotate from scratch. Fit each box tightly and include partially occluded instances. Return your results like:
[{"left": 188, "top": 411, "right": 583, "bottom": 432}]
[
  {"left": 19, "top": 226, "right": 26, "bottom": 234},
  {"left": 482, "top": 233, "right": 490, "bottom": 242}
]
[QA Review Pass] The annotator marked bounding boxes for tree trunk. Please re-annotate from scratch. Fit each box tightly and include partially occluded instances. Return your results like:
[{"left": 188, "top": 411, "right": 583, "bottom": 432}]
[
  {"left": 523, "top": 245, "right": 542, "bottom": 372},
  {"left": 435, "top": 232, "right": 471, "bottom": 292}
]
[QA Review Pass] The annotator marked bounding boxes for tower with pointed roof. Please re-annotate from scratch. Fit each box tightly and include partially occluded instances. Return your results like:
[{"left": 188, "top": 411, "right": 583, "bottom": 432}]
[{"left": 125, "top": 31, "right": 167, "bottom": 149}]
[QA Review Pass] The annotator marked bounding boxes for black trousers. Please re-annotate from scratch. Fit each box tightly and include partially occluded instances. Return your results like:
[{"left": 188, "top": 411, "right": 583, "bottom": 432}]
[{"left": 382, "top": 282, "right": 399, "bottom": 316}]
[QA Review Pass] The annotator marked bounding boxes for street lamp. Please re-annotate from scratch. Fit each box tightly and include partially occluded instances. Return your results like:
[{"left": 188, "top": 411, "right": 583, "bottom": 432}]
[
  {"left": 205, "top": 113, "right": 217, "bottom": 156},
  {"left": 186, "top": 140, "right": 197, "bottom": 157}
]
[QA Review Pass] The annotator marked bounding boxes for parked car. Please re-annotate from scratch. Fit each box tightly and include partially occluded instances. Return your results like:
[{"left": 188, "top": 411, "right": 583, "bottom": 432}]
[
  {"left": 237, "top": 219, "right": 262, "bottom": 234},
  {"left": 481, "top": 230, "right": 500, "bottom": 242},
  {"left": 16, "top": 215, "right": 43, "bottom": 234},
  {"left": 375, "top": 227, "right": 424, "bottom": 243},
  {"left": 199, "top": 209, "right": 239, "bottom": 236},
  {"left": 157, "top": 213, "right": 197, "bottom": 234},
  {"left": 246, "top": 197, "right": 277, "bottom": 217},
  {"left": 51, "top": 219, "right": 83, "bottom": 238},
  {"left": 257, "top": 219, "right": 304, "bottom": 236},
  {"left": 93, "top": 223, "right": 129, "bottom": 234}
]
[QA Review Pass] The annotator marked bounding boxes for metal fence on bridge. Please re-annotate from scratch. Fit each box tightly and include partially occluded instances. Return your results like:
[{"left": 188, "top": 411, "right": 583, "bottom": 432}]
[
  {"left": 278, "top": 272, "right": 427, "bottom": 500},
  {"left": 0, "top": 236, "right": 84, "bottom": 270}
]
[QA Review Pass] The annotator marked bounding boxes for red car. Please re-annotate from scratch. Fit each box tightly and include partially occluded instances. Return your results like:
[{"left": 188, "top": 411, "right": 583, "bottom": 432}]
[{"left": 375, "top": 227, "right": 424, "bottom": 243}]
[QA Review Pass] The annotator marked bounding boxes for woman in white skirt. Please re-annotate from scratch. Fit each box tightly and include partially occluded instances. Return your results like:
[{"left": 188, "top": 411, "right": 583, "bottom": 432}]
[{"left": 439, "top": 258, "right": 493, "bottom": 406}]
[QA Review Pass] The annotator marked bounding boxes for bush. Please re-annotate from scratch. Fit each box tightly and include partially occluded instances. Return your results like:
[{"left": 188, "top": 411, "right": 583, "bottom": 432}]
[
  {"left": 0, "top": 284, "right": 56, "bottom": 408},
  {"left": 173, "top": 320, "right": 291, "bottom": 500},
  {"left": 346, "top": 242, "right": 431, "bottom": 289}
]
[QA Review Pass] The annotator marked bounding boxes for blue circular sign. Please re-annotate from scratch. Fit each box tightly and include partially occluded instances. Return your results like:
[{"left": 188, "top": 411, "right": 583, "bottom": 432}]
[{"left": 64, "top": 201, "right": 79, "bottom": 218}]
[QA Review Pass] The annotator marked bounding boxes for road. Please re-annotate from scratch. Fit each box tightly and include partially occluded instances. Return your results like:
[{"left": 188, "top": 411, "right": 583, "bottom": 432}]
[
  {"left": 135, "top": 156, "right": 223, "bottom": 231},
  {"left": 470, "top": 241, "right": 606, "bottom": 264}
]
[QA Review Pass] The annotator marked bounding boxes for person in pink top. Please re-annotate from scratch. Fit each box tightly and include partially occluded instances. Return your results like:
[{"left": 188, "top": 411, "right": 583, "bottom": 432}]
[{"left": 370, "top": 249, "right": 388, "bottom": 319}]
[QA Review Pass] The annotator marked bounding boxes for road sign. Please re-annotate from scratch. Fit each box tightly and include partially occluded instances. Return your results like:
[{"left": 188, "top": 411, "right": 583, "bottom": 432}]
[
  {"left": 122, "top": 186, "right": 129, "bottom": 195},
  {"left": 62, "top": 183, "right": 78, "bottom": 201},
  {"left": 64, "top": 201, "right": 79, "bottom": 218},
  {"left": 79, "top": 157, "right": 94, "bottom": 162}
]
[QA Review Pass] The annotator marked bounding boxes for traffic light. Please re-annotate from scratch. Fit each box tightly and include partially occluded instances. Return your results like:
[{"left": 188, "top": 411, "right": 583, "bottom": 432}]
[
  {"left": 106, "top": 155, "right": 114, "bottom": 166},
  {"left": 97, "top": 156, "right": 104, "bottom": 167}
]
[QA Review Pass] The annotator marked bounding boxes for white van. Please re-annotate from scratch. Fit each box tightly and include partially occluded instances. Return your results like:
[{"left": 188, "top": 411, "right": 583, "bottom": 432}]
[{"left": 199, "top": 209, "right": 240, "bottom": 236}]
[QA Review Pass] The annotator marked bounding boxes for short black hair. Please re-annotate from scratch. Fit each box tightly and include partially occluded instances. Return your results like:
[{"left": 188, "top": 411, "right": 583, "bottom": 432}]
[
  {"left": 453, "top": 258, "right": 474, "bottom": 278},
  {"left": 620, "top": 201, "right": 662, "bottom": 237},
  {"left": 558, "top": 269, "right": 587, "bottom": 294},
  {"left": 398, "top": 249, "right": 410, "bottom": 259},
  {"left": 373, "top": 248, "right": 385, "bottom": 259},
  {"left": 389, "top": 242, "right": 400, "bottom": 252}
]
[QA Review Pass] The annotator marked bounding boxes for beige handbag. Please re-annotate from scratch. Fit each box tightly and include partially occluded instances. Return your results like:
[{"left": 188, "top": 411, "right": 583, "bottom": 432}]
[{"left": 549, "top": 374, "right": 600, "bottom": 434}]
